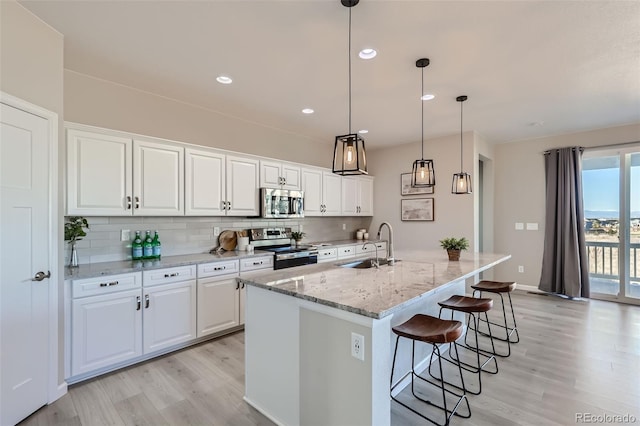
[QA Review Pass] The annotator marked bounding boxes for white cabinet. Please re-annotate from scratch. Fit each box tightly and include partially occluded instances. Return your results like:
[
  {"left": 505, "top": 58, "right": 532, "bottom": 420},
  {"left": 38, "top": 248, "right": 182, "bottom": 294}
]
[
  {"left": 260, "top": 160, "right": 301, "bottom": 190},
  {"left": 66, "top": 129, "right": 133, "bottom": 216},
  {"left": 70, "top": 273, "right": 143, "bottom": 376},
  {"left": 341, "top": 176, "right": 373, "bottom": 216},
  {"left": 66, "top": 127, "right": 184, "bottom": 216},
  {"left": 133, "top": 139, "right": 184, "bottom": 215},
  {"left": 337, "top": 245, "right": 357, "bottom": 259},
  {"left": 185, "top": 149, "right": 259, "bottom": 217},
  {"left": 356, "top": 241, "right": 387, "bottom": 256},
  {"left": 227, "top": 155, "right": 260, "bottom": 216},
  {"left": 197, "top": 260, "right": 242, "bottom": 337},
  {"left": 185, "top": 148, "right": 226, "bottom": 216},
  {"left": 143, "top": 280, "right": 197, "bottom": 354},
  {"left": 301, "top": 167, "right": 342, "bottom": 216},
  {"left": 317, "top": 247, "right": 338, "bottom": 263}
]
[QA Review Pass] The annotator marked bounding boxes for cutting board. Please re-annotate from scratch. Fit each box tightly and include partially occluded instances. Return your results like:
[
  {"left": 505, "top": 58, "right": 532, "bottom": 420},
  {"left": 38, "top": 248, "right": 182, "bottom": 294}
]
[{"left": 218, "top": 230, "right": 237, "bottom": 251}]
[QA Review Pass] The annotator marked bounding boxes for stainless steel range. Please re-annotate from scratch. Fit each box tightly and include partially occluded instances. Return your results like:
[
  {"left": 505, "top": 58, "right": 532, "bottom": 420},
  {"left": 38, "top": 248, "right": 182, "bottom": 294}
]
[{"left": 248, "top": 227, "right": 318, "bottom": 270}]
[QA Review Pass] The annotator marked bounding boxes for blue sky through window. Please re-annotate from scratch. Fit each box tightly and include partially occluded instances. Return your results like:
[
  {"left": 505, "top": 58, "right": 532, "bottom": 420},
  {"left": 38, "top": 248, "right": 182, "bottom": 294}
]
[{"left": 582, "top": 161, "right": 640, "bottom": 218}]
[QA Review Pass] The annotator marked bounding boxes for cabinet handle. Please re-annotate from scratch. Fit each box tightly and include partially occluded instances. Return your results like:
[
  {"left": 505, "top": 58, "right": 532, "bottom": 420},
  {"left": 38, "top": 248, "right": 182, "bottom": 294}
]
[
  {"left": 100, "top": 282, "right": 108, "bottom": 287},
  {"left": 227, "top": 201, "right": 231, "bottom": 210},
  {"left": 126, "top": 196, "right": 132, "bottom": 210},
  {"left": 136, "top": 296, "right": 141, "bottom": 311},
  {"left": 145, "top": 294, "right": 150, "bottom": 308},
  {"left": 241, "top": 282, "right": 245, "bottom": 289},
  {"left": 135, "top": 196, "right": 140, "bottom": 209},
  {"left": 164, "top": 272, "right": 179, "bottom": 278},
  {"left": 235, "top": 281, "right": 240, "bottom": 290},
  {"left": 253, "top": 261, "right": 263, "bottom": 265},
  {"left": 108, "top": 281, "right": 119, "bottom": 286},
  {"left": 213, "top": 266, "right": 226, "bottom": 271}
]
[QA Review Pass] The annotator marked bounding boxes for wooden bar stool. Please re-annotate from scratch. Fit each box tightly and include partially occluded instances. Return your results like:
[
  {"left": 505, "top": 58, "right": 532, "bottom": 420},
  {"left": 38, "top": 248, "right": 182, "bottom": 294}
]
[
  {"left": 470, "top": 280, "right": 520, "bottom": 357},
  {"left": 432, "top": 295, "right": 498, "bottom": 395},
  {"left": 390, "top": 314, "right": 471, "bottom": 426}
]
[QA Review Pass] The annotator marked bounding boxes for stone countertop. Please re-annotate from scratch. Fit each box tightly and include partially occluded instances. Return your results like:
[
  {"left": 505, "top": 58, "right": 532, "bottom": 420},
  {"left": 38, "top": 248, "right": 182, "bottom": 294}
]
[
  {"left": 64, "top": 250, "right": 273, "bottom": 280},
  {"left": 239, "top": 250, "right": 511, "bottom": 319},
  {"left": 309, "top": 238, "right": 384, "bottom": 248}
]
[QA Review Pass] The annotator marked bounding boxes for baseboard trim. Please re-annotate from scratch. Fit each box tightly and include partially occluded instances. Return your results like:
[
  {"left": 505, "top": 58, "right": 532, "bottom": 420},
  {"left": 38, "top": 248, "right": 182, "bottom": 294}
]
[
  {"left": 49, "top": 382, "right": 68, "bottom": 404},
  {"left": 243, "top": 396, "right": 286, "bottom": 426},
  {"left": 517, "top": 284, "right": 543, "bottom": 294}
]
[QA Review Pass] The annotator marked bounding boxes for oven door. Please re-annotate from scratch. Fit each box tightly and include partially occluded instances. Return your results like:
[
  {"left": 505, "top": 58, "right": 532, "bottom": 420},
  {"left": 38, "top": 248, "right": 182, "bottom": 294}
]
[{"left": 274, "top": 252, "right": 318, "bottom": 270}]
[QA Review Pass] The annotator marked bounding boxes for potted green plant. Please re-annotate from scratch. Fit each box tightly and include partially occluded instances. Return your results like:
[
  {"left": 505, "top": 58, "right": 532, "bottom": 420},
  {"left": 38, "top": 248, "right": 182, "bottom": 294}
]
[
  {"left": 290, "top": 231, "right": 306, "bottom": 246},
  {"left": 439, "top": 237, "right": 469, "bottom": 261},
  {"left": 65, "top": 216, "right": 89, "bottom": 267}
]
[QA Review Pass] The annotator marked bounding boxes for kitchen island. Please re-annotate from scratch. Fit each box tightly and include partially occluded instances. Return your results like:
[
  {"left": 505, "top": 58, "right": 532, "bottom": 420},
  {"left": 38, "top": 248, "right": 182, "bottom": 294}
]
[{"left": 240, "top": 250, "right": 510, "bottom": 426}]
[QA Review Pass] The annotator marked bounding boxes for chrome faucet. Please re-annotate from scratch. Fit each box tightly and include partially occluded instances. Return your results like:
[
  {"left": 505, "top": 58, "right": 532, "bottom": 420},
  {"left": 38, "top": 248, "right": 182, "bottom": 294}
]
[
  {"left": 362, "top": 241, "right": 380, "bottom": 268},
  {"left": 377, "top": 222, "right": 395, "bottom": 265}
]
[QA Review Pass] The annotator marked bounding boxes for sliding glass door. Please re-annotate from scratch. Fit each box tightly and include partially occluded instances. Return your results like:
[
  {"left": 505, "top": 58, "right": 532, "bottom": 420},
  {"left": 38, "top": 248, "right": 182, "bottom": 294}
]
[{"left": 582, "top": 147, "right": 640, "bottom": 304}]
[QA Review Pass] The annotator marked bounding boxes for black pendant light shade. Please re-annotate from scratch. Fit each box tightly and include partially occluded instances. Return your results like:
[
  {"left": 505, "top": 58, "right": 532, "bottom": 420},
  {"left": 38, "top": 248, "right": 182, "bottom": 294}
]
[
  {"left": 411, "top": 58, "right": 435, "bottom": 187},
  {"left": 333, "top": 0, "right": 368, "bottom": 175},
  {"left": 452, "top": 95, "right": 472, "bottom": 194}
]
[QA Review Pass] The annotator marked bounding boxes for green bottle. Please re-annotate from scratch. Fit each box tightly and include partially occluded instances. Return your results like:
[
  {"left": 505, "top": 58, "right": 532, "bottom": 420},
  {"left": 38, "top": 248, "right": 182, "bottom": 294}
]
[
  {"left": 152, "top": 230, "right": 161, "bottom": 259},
  {"left": 132, "top": 231, "right": 143, "bottom": 260},
  {"left": 143, "top": 231, "right": 153, "bottom": 259}
]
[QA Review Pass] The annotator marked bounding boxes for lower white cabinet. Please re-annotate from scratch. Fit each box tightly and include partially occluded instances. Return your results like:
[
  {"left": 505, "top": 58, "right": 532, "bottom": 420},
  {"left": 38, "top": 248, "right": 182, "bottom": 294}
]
[
  {"left": 71, "top": 288, "right": 142, "bottom": 376},
  {"left": 197, "top": 275, "right": 242, "bottom": 337},
  {"left": 143, "top": 280, "right": 197, "bottom": 354}
]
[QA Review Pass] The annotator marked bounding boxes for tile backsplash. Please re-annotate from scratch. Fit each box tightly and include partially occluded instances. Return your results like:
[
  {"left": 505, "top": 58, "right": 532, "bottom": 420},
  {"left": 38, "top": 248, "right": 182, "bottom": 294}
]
[{"left": 65, "top": 216, "right": 372, "bottom": 264}]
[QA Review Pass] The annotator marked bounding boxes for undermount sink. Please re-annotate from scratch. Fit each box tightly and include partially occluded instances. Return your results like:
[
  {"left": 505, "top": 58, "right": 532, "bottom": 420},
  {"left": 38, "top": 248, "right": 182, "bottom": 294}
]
[{"left": 338, "top": 258, "right": 399, "bottom": 269}]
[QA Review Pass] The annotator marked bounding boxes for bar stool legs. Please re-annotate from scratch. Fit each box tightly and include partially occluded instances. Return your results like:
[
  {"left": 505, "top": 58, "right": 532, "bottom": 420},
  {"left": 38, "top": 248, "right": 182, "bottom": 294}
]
[{"left": 390, "top": 314, "right": 471, "bottom": 426}]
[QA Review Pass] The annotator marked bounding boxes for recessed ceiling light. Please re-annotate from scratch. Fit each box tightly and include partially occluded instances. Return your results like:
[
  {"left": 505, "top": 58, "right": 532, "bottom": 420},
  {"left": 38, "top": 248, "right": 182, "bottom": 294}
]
[
  {"left": 302, "top": 108, "right": 314, "bottom": 114},
  {"left": 216, "top": 75, "right": 232, "bottom": 84},
  {"left": 358, "top": 129, "right": 369, "bottom": 134},
  {"left": 421, "top": 94, "right": 435, "bottom": 101},
  {"left": 359, "top": 48, "right": 377, "bottom": 60},
  {"left": 530, "top": 121, "right": 545, "bottom": 127}
]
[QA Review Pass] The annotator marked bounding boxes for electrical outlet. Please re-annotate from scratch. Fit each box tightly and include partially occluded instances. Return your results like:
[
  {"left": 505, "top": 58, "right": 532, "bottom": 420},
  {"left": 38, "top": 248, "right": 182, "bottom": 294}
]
[
  {"left": 213, "top": 227, "right": 221, "bottom": 237},
  {"left": 351, "top": 332, "right": 365, "bottom": 361},
  {"left": 518, "top": 265, "right": 524, "bottom": 273},
  {"left": 299, "top": 224, "right": 303, "bottom": 232},
  {"left": 121, "top": 229, "right": 130, "bottom": 241},
  {"left": 342, "top": 223, "right": 346, "bottom": 231}
]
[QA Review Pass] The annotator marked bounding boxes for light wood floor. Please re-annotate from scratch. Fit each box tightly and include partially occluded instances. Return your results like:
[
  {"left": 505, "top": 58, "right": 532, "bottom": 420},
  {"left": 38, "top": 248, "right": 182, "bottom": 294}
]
[{"left": 21, "top": 291, "right": 640, "bottom": 426}]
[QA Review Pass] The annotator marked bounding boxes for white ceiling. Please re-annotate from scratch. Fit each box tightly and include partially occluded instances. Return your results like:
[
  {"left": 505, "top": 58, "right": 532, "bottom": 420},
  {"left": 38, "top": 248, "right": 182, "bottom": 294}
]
[{"left": 20, "top": 0, "right": 640, "bottom": 149}]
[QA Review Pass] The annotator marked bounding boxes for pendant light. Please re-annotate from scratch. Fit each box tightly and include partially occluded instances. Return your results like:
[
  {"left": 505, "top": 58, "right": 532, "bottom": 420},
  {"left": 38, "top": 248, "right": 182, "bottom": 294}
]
[
  {"left": 452, "top": 95, "right": 472, "bottom": 194},
  {"left": 411, "top": 58, "right": 435, "bottom": 187},
  {"left": 332, "top": 0, "right": 367, "bottom": 176}
]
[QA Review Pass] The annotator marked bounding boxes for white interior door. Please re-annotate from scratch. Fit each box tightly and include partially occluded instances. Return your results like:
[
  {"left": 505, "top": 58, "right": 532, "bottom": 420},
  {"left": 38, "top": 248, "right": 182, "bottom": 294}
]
[{"left": 1, "top": 103, "right": 51, "bottom": 425}]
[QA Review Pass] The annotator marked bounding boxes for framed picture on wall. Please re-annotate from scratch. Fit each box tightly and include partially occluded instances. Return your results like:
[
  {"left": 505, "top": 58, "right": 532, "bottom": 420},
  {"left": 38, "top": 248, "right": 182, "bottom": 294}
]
[
  {"left": 401, "top": 198, "right": 434, "bottom": 221},
  {"left": 401, "top": 173, "right": 435, "bottom": 195}
]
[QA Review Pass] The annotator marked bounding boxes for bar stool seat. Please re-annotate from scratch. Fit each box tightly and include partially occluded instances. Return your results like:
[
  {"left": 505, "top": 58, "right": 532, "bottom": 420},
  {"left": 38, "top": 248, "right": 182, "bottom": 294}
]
[
  {"left": 433, "top": 295, "right": 498, "bottom": 395},
  {"left": 390, "top": 314, "right": 471, "bottom": 426},
  {"left": 470, "top": 280, "right": 520, "bottom": 357}
]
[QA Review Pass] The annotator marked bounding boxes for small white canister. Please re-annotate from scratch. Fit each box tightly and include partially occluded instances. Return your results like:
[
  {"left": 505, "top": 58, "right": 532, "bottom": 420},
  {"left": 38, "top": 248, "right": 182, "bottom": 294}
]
[{"left": 356, "top": 230, "right": 364, "bottom": 240}]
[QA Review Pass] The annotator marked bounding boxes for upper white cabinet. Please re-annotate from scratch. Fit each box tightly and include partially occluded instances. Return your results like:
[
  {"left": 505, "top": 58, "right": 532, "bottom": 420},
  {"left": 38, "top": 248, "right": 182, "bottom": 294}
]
[
  {"left": 133, "top": 139, "right": 184, "bottom": 216},
  {"left": 185, "top": 148, "right": 226, "bottom": 216},
  {"left": 301, "top": 167, "right": 342, "bottom": 216},
  {"left": 341, "top": 176, "right": 374, "bottom": 216},
  {"left": 67, "top": 127, "right": 183, "bottom": 216},
  {"left": 260, "top": 160, "right": 301, "bottom": 190},
  {"left": 227, "top": 155, "right": 260, "bottom": 216},
  {"left": 67, "top": 129, "right": 133, "bottom": 216}
]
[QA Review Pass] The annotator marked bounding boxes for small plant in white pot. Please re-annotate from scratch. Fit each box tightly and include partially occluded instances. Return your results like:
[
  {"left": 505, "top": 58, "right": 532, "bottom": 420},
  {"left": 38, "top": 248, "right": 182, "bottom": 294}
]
[
  {"left": 290, "top": 231, "right": 306, "bottom": 246},
  {"left": 439, "top": 237, "right": 469, "bottom": 261}
]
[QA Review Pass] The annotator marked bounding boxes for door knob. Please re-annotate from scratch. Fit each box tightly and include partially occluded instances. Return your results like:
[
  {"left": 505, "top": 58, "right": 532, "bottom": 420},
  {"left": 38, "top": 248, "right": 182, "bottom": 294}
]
[{"left": 32, "top": 271, "right": 51, "bottom": 281}]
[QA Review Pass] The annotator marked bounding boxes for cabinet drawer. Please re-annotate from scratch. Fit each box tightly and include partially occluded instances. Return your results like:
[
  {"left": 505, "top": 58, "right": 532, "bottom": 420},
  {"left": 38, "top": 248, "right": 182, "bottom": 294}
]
[
  {"left": 240, "top": 256, "right": 274, "bottom": 272},
  {"left": 317, "top": 248, "right": 338, "bottom": 263},
  {"left": 72, "top": 272, "right": 141, "bottom": 298},
  {"left": 143, "top": 265, "right": 196, "bottom": 287},
  {"left": 356, "top": 242, "right": 386, "bottom": 255},
  {"left": 198, "top": 260, "right": 239, "bottom": 279},
  {"left": 337, "top": 245, "right": 356, "bottom": 259}
]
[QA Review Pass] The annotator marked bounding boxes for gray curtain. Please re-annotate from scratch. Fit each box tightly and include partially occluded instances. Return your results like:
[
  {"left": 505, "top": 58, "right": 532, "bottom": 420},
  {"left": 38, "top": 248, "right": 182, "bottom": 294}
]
[{"left": 539, "top": 147, "right": 590, "bottom": 298}]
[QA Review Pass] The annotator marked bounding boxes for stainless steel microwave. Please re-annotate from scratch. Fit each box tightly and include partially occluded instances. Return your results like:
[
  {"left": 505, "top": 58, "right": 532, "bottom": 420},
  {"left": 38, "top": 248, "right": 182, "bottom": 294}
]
[{"left": 260, "top": 188, "right": 304, "bottom": 218}]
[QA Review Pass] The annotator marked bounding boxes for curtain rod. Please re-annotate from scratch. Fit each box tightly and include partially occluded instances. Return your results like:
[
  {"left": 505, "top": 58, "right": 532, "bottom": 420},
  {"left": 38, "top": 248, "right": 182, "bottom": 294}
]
[
  {"left": 543, "top": 147, "right": 584, "bottom": 155},
  {"left": 582, "top": 140, "right": 640, "bottom": 151}
]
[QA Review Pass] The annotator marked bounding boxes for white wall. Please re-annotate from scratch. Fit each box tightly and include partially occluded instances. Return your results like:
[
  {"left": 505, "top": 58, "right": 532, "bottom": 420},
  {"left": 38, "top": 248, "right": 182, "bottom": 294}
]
[
  {"left": 367, "top": 131, "right": 478, "bottom": 252},
  {"left": 0, "top": 0, "right": 65, "bottom": 386},
  {"left": 492, "top": 123, "right": 640, "bottom": 287},
  {"left": 64, "top": 70, "right": 333, "bottom": 167}
]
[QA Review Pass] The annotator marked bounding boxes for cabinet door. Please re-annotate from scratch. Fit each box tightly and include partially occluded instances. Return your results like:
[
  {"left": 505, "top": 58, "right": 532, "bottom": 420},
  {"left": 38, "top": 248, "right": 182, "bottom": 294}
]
[
  {"left": 301, "top": 168, "right": 323, "bottom": 216},
  {"left": 259, "top": 160, "right": 282, "bottom": 189},
  {"left": 185, "top": 148, "right": 226, "bottom": 216},
  {"left": 197, "top": 276, "right": 240, "bottom": 337},
  {"left": 281, "top": 163, "right": 301, "bottom": 190},
  {"left": 358, "top": 177, "right": 374, "bottom": 216},
  {"left": 341, "top": 177, "right": 358, "bottom": 215},
  {"left": 323, "top": 172, "right": 342, "bottom": 216},
  {"left": 143, "top": 280, "right": 196, "bottom": 354},
  {"left": 71, "top": 289, "right": 142, "bottom": 376},
  {"left": 67, "top": 129, "right": 132, "bottom": 216},
  {"left": 133, "top": 140, "right": 184, "bottom": 216},
  {"left": 226, "top": 155, "right": 260, "bottom": 216}
]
